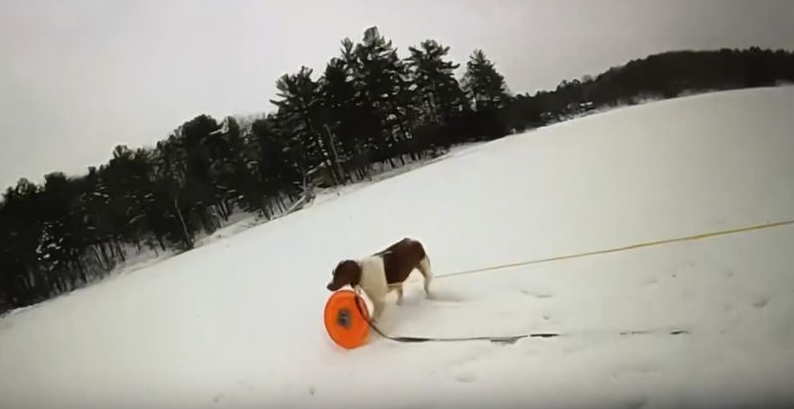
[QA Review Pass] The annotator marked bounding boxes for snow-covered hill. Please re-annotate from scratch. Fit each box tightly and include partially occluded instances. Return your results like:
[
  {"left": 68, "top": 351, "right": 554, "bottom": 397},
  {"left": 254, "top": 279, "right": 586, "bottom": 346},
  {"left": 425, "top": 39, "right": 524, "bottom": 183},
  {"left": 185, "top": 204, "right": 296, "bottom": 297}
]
[{"left": 1, "top": 86, "right": 794, "bottom": 409}]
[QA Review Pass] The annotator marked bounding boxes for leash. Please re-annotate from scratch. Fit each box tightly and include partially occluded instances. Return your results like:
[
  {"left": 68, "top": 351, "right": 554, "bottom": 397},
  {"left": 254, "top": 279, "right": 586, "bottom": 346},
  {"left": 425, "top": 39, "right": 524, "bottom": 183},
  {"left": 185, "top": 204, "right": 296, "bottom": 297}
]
[
  {"left": 351, "top": 287, "right": 554, "bottom": 344},
  {"left": 351, "top": 288, "right": 690, "bottom": 344},
  {"left": 437, "top": 219, "right": 794, "bottom": 279},
  {"left": 349, "top": 218, "right": 794, "bottom": 344}
]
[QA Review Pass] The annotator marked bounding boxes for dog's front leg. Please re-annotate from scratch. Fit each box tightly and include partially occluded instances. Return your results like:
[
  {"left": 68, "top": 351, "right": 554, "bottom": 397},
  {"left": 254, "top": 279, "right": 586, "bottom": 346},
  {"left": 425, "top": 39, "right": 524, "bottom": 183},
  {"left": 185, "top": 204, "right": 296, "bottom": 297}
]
[
  {"left": 371, "top": 297, "right": 385, "bottom": 322},
  {"left": 360, "top": 285, "right": 386, "bottom": 323}
]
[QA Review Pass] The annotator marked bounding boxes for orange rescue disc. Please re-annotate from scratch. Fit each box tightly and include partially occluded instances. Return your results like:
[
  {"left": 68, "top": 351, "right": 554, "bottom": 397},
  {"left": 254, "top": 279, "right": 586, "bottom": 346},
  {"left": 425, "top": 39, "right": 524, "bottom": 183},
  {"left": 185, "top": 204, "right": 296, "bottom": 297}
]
[{"left": 324, "top": 289, "right": 371, "bottom": 349}]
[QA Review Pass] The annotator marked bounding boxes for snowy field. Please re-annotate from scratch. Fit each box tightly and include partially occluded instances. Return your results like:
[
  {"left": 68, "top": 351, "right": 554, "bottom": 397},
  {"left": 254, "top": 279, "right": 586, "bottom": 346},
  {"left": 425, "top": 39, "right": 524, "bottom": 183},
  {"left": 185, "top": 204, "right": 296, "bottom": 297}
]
[{"left": 1, "top": 86, "right": 794, "bottom": 409}]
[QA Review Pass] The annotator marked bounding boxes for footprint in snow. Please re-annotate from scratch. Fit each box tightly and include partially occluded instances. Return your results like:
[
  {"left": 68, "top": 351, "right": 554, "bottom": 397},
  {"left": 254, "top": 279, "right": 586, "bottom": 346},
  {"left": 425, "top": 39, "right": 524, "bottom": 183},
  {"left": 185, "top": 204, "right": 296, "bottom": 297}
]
[
  {"left": 752, "top": 295, "right": 771, "bottom": 309},
  {"left": 623, "top": 397, "right": 649, "bottom": 409},
  {"left": 454, "top": 373, "right": 477, "bottom": 383}
]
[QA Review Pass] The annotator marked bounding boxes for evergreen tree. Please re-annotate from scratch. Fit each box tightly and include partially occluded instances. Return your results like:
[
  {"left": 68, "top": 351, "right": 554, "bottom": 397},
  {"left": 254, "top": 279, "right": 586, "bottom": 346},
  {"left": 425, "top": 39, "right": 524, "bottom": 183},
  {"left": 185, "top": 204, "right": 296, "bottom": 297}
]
[
  {"left": 247, "top": 115, "right": 304, "bottom": 216},
  {"left": 101, "top": 146, "right": 154, "bottom": 253},
  {"left": 207, "top": 116, "right": 262, "bottom": 218},
  {"left": 74, "top": 166, "right": 119, "bottom": 269},
  {"left": 272, "top": 66, "right": 344, "bottom": 186},
  {"left": 0, "top": 179, "right": 44, "bottom": 305},
  {"left": 153, "top": 132, "right": 203, "bottom": 250},
  {"left": 36, "top": 172, "right": 89, "bottom": 291},
  {"left": 461, "top": 49, "right": 511, "bottom": 111},
  {"left": 352, "top": 26, "right": 418, "bottom": 164},
  {"left": 407, "top": 39, "right": 468, "bottom": 123},
  {"left": 178, "top": 115, "right": 227, "bottom": 233},
  {"left": 318, "top": 42, "right": 378, "bottom": 180}
]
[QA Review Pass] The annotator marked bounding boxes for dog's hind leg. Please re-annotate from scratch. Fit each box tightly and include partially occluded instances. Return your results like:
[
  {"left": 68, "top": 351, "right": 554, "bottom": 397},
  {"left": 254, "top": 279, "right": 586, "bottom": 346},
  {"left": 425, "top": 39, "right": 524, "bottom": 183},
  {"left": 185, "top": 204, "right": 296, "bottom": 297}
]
[
  {"left": 417, "top": 256, "right": 433, "bottom": 298},
  {"left": 395, "top": 284, "right": 404, "bottom": 305}
]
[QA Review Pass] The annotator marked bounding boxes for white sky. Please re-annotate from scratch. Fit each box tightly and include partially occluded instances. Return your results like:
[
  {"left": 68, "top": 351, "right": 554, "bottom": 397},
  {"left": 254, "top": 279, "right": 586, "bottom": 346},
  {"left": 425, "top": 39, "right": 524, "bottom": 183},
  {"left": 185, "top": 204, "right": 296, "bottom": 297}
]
[{"left": 1, "top": 0, "right": 793, "bottom": 189}]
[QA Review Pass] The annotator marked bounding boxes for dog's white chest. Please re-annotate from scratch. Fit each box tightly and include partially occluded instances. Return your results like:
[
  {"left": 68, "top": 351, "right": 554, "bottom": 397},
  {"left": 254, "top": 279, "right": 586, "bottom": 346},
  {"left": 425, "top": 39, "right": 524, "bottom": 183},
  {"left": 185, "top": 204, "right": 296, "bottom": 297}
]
[{"left": 357, "top": 256, "right": 388, "bottom": 298}]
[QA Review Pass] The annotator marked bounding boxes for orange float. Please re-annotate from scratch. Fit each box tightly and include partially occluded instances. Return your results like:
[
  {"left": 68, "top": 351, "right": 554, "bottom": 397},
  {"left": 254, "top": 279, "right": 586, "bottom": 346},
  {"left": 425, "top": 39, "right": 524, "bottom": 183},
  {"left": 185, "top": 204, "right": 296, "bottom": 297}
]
[{"left": 324, "top": 289, "right": 372, "bottom": 349}]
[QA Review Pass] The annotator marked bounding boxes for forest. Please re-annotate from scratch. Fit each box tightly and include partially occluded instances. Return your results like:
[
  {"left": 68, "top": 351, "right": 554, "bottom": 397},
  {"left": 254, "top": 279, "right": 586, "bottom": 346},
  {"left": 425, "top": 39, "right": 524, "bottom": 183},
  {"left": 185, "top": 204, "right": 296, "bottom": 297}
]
[{"left": 2, "top": 25, "right": 793, "bottom": 313}]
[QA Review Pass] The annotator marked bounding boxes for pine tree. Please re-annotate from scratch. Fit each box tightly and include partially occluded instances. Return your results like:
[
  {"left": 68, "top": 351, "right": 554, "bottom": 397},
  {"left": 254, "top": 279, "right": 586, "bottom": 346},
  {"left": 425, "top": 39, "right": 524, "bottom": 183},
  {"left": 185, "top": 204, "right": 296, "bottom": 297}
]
[
  {"left": 100, "top": 146, "right": 159, "bottom": 254},
  {"left": 271, "top": 66, "right": 344, "bottom": 186},
  {"left": 247, "top": 115, "right": 304, "bottom": 216},
  {"left": 407, "top": 39, "right": 468, "bottom": 123},
  {"left": 319, "top": 44, "right": 378, "bottom": 180},
  {"left": 0, "top": 179, "right": 44, "bottom": 305},
  {"left": 179, "top": 115, "right": 227, "bottom": 233},
  {"left": 208, "top": 116, "right": 262, "bottom": 218},
  {"left": 352, "top": 26, "right": 418, "bottom": 165},
  {"left": 153, "top": 133, "right": 204, "bottom": 250},
  {"left": 461, "top": 49, "right": 511, "bottom": 111},
  {"left": 36, "top": 172, "right": 89, "bottom": 291},
  {"left": 74, "top": 166, "right": 118, "bottom": 269}
]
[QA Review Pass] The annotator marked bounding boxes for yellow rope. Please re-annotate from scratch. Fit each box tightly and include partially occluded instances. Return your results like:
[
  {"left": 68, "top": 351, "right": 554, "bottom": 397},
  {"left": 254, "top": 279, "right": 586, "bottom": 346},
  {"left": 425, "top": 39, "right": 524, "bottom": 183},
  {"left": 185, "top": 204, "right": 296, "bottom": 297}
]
[{"left": 437, "top": 219, "right": 794, "bottom": 279}]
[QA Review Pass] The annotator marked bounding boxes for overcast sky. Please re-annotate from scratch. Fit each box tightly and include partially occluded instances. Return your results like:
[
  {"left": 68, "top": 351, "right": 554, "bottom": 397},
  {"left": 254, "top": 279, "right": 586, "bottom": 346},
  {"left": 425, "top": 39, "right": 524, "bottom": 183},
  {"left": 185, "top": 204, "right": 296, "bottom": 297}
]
[{"left": 1, "top": 0, "right": 793, "bottom": 189}]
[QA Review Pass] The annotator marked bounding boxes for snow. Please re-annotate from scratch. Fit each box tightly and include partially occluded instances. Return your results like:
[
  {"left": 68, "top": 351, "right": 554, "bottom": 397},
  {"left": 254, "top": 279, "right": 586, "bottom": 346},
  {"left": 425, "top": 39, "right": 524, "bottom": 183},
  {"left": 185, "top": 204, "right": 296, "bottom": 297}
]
[{"left": 2, "top": 86, "right": 794, "bottom": 409}]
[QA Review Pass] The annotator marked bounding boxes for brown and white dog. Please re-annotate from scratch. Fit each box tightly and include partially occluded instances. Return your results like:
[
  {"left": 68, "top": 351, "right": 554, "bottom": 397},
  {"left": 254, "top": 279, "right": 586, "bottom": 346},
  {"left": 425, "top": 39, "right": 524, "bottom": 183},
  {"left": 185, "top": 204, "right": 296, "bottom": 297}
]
[{"left": 326, "top": 237, "right": 433, "bottom": 322}]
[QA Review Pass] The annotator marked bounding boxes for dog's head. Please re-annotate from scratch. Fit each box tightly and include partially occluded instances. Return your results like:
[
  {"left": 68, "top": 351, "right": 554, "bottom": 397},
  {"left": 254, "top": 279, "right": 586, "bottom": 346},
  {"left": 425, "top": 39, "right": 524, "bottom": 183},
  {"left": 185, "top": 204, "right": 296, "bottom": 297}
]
[{"left": 326, "top": 260, "right": 361, "bottom": 291}]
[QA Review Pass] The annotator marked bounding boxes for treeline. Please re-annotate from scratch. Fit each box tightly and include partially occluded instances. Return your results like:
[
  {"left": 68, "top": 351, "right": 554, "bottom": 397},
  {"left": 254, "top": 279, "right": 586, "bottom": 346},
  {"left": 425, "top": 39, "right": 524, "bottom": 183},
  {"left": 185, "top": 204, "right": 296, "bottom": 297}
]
[
  {"left": 0, "top": 27, "right": 511, "bottom": 312},
  {"left": 501, "top": 47, "right": 794, "bottom": 131},
  {"left": 1, "top": 26, "right": 793, "bottom": 313}
]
